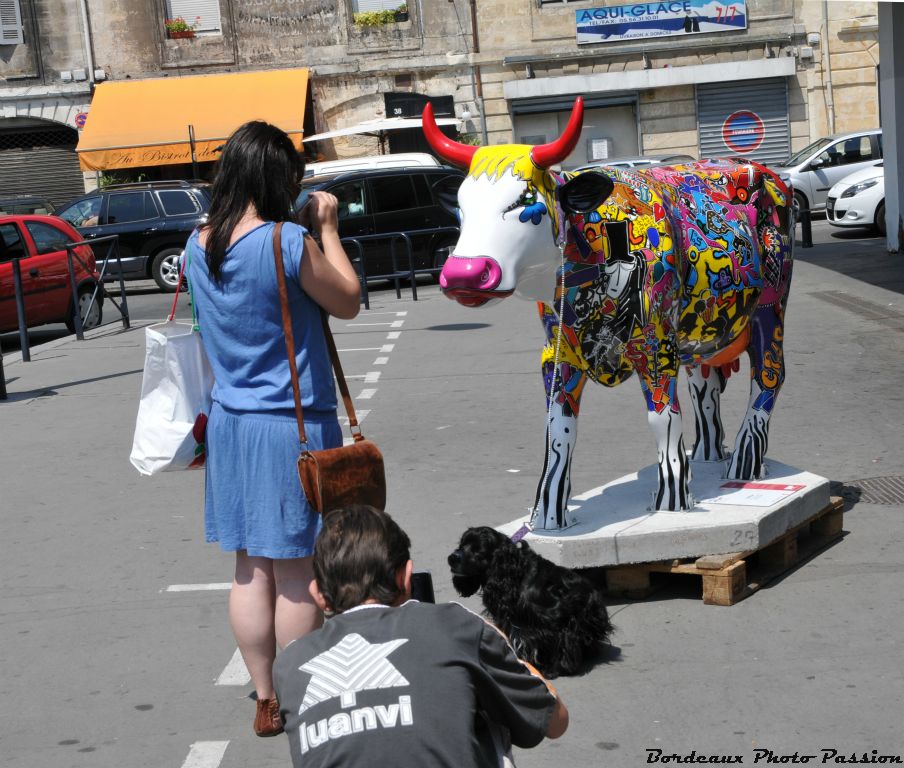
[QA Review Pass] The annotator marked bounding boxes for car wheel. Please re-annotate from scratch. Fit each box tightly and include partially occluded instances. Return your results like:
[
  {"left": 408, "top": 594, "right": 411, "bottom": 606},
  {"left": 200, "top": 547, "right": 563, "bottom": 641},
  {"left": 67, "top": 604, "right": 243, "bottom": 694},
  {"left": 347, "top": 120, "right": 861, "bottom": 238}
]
[
  {"left": 431, "top": 238, "right": 456, "bottom": 284},
  {"left": 792, "top": 191, "right": 808, "bottom": 222},
  {"left": 66, "top": 286, "right": 103, "bottom": 332},
  {"left": 875, "top": 201, "right": 886, "bottom": 237},
  {"left": 152, "top": 247, "right": 185, "bottom": 293}
]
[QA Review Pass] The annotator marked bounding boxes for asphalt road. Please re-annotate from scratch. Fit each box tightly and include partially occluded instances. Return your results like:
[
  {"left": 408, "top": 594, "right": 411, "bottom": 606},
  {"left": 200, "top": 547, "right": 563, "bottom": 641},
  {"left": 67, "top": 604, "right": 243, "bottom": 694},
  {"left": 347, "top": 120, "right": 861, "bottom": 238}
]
[{"left": 1, "top": 220, "right": 901, "bottom": 768}]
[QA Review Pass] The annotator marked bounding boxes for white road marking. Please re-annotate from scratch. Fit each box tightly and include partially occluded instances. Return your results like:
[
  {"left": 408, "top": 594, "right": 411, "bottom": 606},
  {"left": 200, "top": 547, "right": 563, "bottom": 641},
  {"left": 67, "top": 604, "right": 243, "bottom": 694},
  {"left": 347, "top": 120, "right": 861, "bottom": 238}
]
[
  {"left": 381, "top": 344, "right": 394, "bottom": 352},
  {"left": 337, "top": 347, "right": 383, "bottom": 352},
  {"left": 364, "top": 372, "right": 381, "bottom": 383},
  {"left": 339, "top": 410, "right": 369, "bottom": 425},
  {"left": 180, "top": 741, "right": 229, "bottom": 768},
  {"left": 357, "top": 389, "right": 377, "bottom": 400},
  {"left": 387, "top": 331, "right": 401, "bottom": 340},
  {"left": 165, "top": 583, "right": 232, "bottom": 592},
  {"left": 374, "top": 357, "right": 389, "bottom": 365},
  {"left": 350, "top": 311, "right": 405, "bottom": 316},
  {"left": 349, "top": 322, "right": 397, "bottom": 327},
  {"left": 216, "top": 648, "right": 251, "bottom": 686}
]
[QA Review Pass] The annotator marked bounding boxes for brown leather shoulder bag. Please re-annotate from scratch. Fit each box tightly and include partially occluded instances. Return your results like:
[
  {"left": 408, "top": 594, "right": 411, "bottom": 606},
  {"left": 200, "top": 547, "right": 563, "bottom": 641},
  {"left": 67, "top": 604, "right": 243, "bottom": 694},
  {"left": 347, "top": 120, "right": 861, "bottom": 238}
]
[{"left": 273, "top": 222, "right": 386, "bottom": 514}]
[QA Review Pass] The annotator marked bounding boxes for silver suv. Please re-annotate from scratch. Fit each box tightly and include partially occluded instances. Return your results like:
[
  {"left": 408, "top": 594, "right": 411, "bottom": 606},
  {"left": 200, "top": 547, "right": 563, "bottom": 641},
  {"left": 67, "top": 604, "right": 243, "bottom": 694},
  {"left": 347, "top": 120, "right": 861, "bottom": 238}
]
[{"left": 775, "top": 129, "right": 882, "bottom": 215}]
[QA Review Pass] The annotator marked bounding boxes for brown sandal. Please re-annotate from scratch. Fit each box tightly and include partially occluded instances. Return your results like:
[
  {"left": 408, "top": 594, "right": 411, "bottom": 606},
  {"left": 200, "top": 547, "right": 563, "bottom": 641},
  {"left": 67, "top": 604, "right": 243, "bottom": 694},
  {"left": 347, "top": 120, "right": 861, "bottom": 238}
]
[{"left": 254, "top": 697, "right": 284, "bottom": 737}]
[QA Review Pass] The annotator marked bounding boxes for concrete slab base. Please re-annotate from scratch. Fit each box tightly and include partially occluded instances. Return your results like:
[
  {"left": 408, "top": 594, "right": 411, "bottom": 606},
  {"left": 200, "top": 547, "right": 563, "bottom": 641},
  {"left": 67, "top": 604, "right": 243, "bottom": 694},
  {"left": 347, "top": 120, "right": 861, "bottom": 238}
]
[{"left": 498, "top": 459, "right": 832, "bottom": 568}]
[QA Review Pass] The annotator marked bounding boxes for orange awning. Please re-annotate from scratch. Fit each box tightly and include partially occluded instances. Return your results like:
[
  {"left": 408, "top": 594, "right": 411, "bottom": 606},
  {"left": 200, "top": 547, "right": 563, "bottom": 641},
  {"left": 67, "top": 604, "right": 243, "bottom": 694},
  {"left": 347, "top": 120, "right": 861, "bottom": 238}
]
[{"left": 76, "top": 68, "right": 309, "bottom": 171}]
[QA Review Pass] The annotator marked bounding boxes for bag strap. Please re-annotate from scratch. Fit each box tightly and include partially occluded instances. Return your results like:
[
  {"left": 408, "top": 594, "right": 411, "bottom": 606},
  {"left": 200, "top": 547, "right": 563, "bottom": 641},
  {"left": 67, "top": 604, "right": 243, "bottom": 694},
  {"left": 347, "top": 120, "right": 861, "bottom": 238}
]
[
  {"left": 273, "top": 222, "right": 364, "bottom": 446},
  {"left": 167, "top": 238, "right": 199, "bottom": 329}
]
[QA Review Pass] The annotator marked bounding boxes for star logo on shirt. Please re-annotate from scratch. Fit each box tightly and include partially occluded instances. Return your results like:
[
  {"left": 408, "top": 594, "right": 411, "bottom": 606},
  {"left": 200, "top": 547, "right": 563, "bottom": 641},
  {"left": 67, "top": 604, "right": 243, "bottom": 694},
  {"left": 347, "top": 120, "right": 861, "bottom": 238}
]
[{"left": 298, "top": 633, "right": 409, "bottom": 713}]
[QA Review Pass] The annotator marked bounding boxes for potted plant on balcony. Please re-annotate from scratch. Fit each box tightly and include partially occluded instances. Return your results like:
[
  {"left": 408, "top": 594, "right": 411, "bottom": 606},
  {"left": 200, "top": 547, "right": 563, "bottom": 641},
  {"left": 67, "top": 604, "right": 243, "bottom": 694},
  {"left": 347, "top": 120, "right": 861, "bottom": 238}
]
[{"left": 165, "top": 16, "right": 199, "bottom": 39}]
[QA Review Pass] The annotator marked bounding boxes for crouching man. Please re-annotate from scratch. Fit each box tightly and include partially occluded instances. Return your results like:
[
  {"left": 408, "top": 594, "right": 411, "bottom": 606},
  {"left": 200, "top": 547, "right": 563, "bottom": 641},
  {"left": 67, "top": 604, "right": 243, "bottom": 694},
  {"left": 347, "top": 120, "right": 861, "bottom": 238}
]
[{"left": 273, "top": 505, "right": 568, "bottom": 768}]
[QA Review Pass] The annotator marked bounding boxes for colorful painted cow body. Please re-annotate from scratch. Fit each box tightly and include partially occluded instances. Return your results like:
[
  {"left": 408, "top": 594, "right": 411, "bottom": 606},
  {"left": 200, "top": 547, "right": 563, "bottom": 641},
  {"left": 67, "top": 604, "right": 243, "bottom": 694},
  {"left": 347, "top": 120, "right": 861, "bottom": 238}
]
[{"left": 423, "top": 98, "right": 794, "bottom": 530}]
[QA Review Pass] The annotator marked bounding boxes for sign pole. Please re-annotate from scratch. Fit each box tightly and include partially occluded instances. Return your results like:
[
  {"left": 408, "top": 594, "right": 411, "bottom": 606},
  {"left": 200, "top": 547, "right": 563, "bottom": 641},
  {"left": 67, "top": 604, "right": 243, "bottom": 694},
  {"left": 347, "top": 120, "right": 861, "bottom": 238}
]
[{"left": 189, "top": 124, "right": 199, "bottom": 179}]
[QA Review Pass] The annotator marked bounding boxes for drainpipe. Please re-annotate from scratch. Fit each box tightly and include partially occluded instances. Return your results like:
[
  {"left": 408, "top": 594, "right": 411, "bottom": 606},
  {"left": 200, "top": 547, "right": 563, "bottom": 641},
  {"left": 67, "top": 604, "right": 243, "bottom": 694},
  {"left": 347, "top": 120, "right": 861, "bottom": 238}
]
[
  {"left": 468, "top": 0, "right": 489, "bottom": 146},
  {"left": 821, "top": 0, "right": 835, "bottom": 133},
  {"left": 78, "top": 0, "right": 96, "bottom": 91}
]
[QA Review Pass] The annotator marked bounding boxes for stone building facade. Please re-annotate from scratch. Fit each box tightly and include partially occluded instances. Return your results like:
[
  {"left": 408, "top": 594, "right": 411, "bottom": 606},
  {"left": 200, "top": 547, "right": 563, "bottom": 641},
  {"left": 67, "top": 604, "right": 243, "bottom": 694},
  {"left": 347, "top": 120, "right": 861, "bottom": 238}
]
[
  {"left": 469, "top": 0, "right": 881, "bottom": 167},
  {"left": 0, "top": 0, "right": 883, "bottom": 201}
]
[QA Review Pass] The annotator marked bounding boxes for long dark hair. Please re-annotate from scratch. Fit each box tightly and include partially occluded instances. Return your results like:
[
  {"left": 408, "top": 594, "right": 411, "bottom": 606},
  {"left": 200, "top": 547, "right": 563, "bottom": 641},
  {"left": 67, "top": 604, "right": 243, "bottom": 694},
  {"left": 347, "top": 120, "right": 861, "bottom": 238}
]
[{"left": 204, "top": 121, "right": 305, "bottom": 280}]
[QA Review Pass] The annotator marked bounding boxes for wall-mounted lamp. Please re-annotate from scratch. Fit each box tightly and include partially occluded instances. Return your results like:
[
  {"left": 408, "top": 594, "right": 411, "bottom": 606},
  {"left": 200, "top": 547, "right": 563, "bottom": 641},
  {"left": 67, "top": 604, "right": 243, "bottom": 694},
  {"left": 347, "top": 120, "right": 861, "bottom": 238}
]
[{"left": 461, "top": 108, "right": 473, "bottom": 120}]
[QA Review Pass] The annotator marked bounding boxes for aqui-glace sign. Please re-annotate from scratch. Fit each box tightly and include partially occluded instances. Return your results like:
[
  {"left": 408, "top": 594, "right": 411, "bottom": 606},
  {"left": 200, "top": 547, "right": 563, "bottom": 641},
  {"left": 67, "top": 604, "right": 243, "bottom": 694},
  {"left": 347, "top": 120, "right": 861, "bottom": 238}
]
[{"left": 576, "top": 0, "right": 747, "bottom": 45}]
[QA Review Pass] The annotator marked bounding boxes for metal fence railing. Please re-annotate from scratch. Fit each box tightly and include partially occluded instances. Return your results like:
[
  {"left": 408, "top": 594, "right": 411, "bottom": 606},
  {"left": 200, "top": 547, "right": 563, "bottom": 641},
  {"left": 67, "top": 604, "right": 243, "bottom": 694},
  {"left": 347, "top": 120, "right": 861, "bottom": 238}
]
[
  {"left": 5, "top": 234, "right": 129, "bottom": 365},
  {"left": 340, "top": 226, "right": 459, "bottom": 310}
]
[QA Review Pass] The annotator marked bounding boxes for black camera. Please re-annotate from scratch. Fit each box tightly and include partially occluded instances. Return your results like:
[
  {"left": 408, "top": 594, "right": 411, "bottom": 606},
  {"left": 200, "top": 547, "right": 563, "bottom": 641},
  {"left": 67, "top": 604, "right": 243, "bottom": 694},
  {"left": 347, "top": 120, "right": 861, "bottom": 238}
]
[{"left": 410, "top": 571, "right": 435, "bottom": 603}]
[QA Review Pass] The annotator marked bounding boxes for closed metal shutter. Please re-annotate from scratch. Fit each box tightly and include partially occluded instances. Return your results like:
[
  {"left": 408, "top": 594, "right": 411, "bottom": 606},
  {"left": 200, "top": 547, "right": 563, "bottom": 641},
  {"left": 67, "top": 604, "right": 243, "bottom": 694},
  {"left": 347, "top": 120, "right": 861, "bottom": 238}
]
[
  {"left": 166, "top": 0, "right": 221, "bottom": 32},
  {"left": 0, "top": 127, "right": 87, "bottom": 208},
  {"left": 354, "top": 0, "right": 398, "bottom": 11},
  {"left": 696, "top": 78, "right": 790, "bottom": 167}
]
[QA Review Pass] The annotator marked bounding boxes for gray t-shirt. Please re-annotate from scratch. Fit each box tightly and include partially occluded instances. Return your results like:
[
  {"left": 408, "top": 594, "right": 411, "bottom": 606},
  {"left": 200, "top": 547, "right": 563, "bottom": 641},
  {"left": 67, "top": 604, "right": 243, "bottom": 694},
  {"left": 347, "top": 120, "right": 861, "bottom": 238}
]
[{"left": 273, "top": 600, "right": 556, "bottom": 768}]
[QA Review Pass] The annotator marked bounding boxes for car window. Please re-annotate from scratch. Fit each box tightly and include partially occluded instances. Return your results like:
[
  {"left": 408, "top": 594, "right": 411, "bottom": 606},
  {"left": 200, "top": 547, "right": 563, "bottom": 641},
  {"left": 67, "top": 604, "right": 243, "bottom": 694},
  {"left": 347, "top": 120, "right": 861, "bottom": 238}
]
[
  {"left": 431, "top": 174, "right": 463, "bottom": 211},
  {"left": 786, "top": 137, "right": 833, "bottom": 167},
  {"left": 158, "top": 190, "right": 202, "bottom": 216},
  {"left": 815, "top": 136, "right": 874, "bottom": 168},
  {"left": 24, "top": 221, "right": 73, "bottom": 255},
  {"left": 412, "top": 174, "right": 431, "bottom": 207},
  {"left": 332, "top": 182, "right": 367, "bottom": 219},
  {"left": 107, "top": 191, "right": 157, "bottom": 224},
  {"left": 0, "top": 222, "right": 27, "bottom": 261},
  {"left": 370, "top": 176, "right": 418, "bottom": 214},
  {"left": 58, "top": 196, "right": 102, "bottom": 227}
]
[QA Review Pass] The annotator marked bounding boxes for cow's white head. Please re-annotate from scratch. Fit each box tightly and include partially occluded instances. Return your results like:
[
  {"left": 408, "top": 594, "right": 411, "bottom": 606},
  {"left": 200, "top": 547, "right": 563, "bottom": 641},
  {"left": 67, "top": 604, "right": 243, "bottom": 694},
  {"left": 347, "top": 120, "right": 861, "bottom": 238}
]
[{"left": 423, "top": 97, "right": 614, "bottom": 306}]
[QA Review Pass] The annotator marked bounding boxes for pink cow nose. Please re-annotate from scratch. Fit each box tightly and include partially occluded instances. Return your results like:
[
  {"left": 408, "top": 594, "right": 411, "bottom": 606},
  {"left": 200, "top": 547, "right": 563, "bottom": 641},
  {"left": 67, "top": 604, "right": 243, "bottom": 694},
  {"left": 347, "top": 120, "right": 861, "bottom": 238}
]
[{"left": 439, "top": 256, "right": 502, "bottom": 292}]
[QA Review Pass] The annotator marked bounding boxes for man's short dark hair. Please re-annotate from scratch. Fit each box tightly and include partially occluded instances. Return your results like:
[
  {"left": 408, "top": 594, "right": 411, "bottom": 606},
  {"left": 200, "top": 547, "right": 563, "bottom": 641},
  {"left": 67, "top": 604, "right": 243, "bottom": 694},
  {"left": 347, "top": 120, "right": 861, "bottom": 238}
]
[{"left": 313, "top": 505, "right": 411, "bottom": 613}]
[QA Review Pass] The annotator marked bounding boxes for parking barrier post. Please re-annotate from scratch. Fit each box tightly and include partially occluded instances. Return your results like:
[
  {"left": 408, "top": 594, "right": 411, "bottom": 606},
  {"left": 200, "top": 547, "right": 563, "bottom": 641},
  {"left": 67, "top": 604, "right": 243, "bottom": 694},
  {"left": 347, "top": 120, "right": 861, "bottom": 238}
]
[
  {"left": 66, "top": 250, "right": 86, "bottom": 341},
  {"left": 11, "top": 258, "right": 30, "bottom": 362},
  {"left": 800, "top": 205, "right": 813, "bottom": 249}
]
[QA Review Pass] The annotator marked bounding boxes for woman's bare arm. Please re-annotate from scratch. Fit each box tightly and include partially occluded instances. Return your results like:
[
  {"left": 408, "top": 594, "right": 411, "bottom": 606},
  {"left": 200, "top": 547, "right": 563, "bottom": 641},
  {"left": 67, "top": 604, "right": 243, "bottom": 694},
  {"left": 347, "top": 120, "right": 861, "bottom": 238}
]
[{"left": 299, "top": 191, "right": 361, "bottom": 319}]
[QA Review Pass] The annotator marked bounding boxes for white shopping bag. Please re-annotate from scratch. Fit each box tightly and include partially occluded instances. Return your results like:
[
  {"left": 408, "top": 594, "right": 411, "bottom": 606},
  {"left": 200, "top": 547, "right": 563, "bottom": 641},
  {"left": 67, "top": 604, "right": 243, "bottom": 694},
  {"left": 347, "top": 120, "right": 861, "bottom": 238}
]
[{"left": 130, "top": 320, "right": 214, "bottom": 475}]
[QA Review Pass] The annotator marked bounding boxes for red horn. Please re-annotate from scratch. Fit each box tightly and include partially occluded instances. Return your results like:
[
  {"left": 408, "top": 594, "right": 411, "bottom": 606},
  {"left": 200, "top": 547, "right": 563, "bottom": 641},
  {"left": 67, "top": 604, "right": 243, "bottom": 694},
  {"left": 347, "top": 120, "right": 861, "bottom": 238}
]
[
  {"left": 422, "top": 103, "right": 477, "bottom": 169},
  {"left": 530, "top": 97, "right": 585, "bottom": 169}
]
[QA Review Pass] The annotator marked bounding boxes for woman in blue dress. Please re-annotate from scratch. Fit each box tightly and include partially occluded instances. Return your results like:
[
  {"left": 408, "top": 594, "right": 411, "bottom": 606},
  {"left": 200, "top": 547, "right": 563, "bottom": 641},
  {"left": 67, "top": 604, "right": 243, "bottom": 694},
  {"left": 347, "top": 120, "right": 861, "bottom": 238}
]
[{"left": 187, "top": 121, "right": 360, "bottom": 737}]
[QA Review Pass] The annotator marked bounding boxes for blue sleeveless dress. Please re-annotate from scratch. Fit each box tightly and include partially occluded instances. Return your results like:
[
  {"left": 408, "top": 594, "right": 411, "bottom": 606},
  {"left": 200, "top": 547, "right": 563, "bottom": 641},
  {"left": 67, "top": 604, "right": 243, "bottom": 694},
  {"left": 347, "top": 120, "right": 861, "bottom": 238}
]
[{"left": 187, "top": 222, "right": 340, "bottom": 558}]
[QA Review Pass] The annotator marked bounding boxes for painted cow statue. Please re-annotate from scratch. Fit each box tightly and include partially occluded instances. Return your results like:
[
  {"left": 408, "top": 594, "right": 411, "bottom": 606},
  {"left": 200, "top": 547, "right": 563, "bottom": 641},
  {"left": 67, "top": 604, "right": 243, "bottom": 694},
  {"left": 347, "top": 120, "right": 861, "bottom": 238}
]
[{"left": 422, "top": 98, "right": 794, "bottom": 530}]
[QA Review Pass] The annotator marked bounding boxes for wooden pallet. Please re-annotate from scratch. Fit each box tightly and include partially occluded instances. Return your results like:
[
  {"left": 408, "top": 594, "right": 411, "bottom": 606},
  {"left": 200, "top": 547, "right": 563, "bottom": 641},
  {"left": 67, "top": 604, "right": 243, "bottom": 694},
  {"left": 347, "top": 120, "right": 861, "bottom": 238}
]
[{"left": 604, "top": 497, "right": 845, "bottom": 606}]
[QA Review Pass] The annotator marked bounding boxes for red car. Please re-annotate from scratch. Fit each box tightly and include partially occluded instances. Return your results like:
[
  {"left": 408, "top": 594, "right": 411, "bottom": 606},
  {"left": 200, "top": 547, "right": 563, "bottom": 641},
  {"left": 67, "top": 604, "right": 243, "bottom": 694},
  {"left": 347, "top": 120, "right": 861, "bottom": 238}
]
[{"left": 0, "top": 214, "right": 103, "bottom": 334}]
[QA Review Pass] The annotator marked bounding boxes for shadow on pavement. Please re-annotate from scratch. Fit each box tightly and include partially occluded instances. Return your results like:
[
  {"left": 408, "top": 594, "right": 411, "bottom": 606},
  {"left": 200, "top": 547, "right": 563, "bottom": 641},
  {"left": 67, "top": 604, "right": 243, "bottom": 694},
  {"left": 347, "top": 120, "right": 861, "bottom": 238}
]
[
  {"left": 794, "top": 230, "right": 903, "bottom": 295},
  {"left": 1, "top": 367, "right": 142, "bottom": 403}
]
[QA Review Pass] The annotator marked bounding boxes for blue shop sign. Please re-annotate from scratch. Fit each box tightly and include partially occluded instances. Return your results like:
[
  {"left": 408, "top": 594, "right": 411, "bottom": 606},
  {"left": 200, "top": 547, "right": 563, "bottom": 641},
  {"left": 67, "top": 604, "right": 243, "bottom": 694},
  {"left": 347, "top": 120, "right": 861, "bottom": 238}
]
[{"left": 576, "top": 0, "right": 747, "bottom": 45}]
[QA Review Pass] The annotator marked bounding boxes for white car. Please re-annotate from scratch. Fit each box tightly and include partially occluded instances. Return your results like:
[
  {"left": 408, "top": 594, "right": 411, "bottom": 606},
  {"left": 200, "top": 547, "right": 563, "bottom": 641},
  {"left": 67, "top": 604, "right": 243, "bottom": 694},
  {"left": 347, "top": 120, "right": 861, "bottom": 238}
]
[
  {"left": 825, "top": 162, "right": 885, "bottom": 235},
  {"left": 775, "top": 129, "right": 882, "bottom": 215}
]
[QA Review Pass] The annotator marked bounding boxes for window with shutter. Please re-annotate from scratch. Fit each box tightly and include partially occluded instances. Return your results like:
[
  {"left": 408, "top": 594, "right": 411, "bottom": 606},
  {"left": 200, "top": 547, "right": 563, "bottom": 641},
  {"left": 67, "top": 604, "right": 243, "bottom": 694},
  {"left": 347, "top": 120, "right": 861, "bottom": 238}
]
[
  {"left": 166, "top": 0, "right": 221, "bottom": 33},
  {"left": 0, "top": 0, "right": 24, "bottom": 45}
]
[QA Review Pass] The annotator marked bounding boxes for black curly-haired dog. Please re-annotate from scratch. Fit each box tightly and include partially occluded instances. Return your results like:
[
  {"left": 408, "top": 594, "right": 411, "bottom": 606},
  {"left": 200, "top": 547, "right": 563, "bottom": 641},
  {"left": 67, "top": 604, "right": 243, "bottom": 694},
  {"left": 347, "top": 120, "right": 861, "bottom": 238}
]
[{"left": 448, "top": 526, "right": 613, "bottom": 677}]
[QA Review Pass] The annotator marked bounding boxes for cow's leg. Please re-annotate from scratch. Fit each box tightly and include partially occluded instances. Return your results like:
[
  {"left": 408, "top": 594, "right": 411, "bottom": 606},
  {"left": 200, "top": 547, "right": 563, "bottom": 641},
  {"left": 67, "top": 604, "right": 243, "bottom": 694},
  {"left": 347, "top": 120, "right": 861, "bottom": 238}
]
[
  {"left": 727, "top": 311, "right": 786, "bottom": 480},
  {"left": 639, "top": 372, "right": 692, "bottom": 510},
  {"left": 531, "top": 358, "right": 586, "bottom": 530},
  {"left": 686, "top": 364, "right": 728, "bottom": 462}
]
